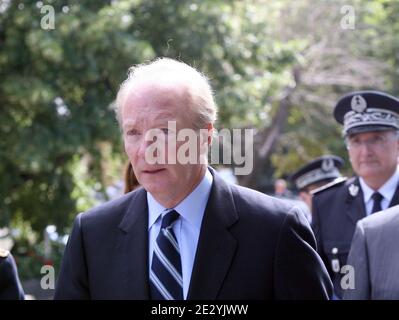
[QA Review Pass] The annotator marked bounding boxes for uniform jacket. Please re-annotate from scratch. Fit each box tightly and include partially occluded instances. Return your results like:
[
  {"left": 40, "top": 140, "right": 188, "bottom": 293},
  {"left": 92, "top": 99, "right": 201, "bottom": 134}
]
[{"left": 312, "top": 176, "right": 399, "bottom": 298}]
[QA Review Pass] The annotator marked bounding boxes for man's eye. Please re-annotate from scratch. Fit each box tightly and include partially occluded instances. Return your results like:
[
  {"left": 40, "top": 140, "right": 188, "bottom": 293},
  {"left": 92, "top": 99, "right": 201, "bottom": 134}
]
[
  {"left": 127, "top": 129, "right": 139, "bottom": 136},
  {"left": 375, "top": 136, "right": 385, "bottom": 143}
]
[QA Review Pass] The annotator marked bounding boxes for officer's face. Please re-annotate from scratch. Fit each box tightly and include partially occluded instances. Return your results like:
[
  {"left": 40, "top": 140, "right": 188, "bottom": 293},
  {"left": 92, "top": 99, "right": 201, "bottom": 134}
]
[
  {"left": 299, "top": 191, "right": 313, "bottom": 211},
  {"left": 347, "top": 130, "right": 399, "bottom": 184}
]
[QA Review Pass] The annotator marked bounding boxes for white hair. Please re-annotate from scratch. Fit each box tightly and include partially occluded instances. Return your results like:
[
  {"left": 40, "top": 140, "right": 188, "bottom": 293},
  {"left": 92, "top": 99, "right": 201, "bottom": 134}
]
[{"left": 115, "top": 58, "right": 217, "bottom": 130}]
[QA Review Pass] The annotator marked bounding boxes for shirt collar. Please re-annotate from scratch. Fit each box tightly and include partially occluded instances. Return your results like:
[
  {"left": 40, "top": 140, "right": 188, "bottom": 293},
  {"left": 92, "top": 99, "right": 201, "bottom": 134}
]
[
  {"left": 147, "top": 192, "right": 168, "bottom": 229},
  {"left": 147, "top": 168, "right": 213, "bottom": 230},
  {"left": 359, "top": 167, "right": 399, "bottom": 203}
]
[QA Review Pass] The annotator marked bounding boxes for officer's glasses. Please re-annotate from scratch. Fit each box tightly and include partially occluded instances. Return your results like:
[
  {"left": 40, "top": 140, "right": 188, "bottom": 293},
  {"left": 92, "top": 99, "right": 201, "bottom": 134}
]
[{"left": 345, "top": 132, "right": 398, "bottom": 150}]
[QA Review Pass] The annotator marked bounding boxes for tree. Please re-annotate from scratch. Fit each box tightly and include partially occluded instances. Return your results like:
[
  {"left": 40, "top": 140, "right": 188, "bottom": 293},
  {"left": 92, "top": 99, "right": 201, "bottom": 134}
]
[
  {"left": 240, "top": 0, "right": 392, "bottom": 188},
  {"left": 0, "top": 0, "right": 154, "bottom": 233},
  {"left": 0, "top": 0, "right": 298, "bottom": 235}
]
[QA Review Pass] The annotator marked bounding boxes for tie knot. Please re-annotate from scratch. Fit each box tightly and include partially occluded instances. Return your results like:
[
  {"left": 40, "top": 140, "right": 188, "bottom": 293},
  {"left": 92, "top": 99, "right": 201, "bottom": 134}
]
[
  {"left": 161, "top": 210, "right": 180, "bottom": 229},
  {"left": 372, "top": 192, "right": 383, "bottom": 202}
]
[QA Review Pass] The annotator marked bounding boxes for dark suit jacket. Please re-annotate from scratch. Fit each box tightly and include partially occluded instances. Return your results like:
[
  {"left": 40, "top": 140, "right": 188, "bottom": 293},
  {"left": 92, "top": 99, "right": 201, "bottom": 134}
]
[
  {"left": 55, "top": 168, "right": 332, "bottom": 299},
  {"left": 0, "top": 252, "right": 25, "bottom": 300},
  {"left": 312, "top": 176, "right": 399, "bottom": 298}
]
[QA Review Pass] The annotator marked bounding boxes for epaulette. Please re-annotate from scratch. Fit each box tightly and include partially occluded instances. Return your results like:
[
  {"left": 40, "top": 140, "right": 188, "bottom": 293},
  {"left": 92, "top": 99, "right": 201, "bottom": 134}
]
[
  {"left": 310, "top": 176, "right": 348, "bottom": 195},
  {"left": 0, "top": 248, "right": 10, "bottom": 258}
]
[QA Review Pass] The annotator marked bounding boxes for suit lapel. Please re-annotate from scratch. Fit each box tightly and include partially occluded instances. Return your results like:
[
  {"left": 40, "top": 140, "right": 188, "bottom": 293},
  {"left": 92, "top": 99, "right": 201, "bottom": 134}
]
[
  {"left": 388, "top": 182, "right": 399, "bottom": 207},
  {"left": 345, "top": 177, "right": 367, "bottom": 225},
  {"left": 117, "top": 188, "right": 150, "bottom": 299},
  {"left": 187, "top": 168, "right": 238, "bottom": 299}
]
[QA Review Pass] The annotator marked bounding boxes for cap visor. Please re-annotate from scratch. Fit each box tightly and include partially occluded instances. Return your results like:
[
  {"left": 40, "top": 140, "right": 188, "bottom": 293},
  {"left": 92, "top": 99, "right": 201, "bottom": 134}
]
[{"left": 346, "top": 125, "right": 397, "bottom": 136}]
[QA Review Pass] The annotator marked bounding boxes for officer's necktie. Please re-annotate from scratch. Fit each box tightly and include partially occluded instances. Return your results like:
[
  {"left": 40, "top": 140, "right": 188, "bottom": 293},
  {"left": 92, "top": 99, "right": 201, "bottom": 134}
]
[
  {"left": 150, "top": 210, "right": 183, "bottom": 300},
  {"left": 371, "top": 192, "right": 383, "bottom": 214}
]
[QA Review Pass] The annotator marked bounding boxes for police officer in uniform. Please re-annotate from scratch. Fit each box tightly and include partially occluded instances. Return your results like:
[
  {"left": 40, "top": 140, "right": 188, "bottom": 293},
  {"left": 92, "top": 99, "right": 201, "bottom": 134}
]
[
  {"left": 0, "top": 248, "right": 25, "bottom": 299},
  {"left": 290, "top": 155, "right": 346, "bottom": 219},
  {"left": 312, "top": 91, "right": 399, "bottom": 299}
]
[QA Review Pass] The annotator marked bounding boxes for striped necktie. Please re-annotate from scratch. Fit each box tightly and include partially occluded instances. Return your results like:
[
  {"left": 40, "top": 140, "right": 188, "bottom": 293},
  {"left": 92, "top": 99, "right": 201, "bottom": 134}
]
[{"left": 149, "top": 210, "right": 183, "bottom": 300}]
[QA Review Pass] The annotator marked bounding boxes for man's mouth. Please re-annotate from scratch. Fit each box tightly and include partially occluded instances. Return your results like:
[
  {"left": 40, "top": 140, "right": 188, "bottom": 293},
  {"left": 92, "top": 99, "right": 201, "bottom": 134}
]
[
  {"left": 360, "top": 159, "right": 378, "bottom": 164},
  {"left": 360, "top": 161, "right": 379, "bottom": 166},
  {"left": 142, "top": 168, "right": 166, "bottom": 174}
]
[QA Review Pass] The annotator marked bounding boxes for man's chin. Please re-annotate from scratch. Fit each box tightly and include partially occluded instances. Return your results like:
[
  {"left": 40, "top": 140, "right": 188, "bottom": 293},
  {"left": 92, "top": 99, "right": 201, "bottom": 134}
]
[
  {"left": 358, "top": 168, "right": 383, "bottom": 179},
  {"left": 141, "top": 181, "right": 170, "bottom": 195}
]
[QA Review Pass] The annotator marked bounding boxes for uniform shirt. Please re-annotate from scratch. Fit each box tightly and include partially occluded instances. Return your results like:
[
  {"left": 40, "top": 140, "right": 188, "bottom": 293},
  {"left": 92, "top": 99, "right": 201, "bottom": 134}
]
[
  {"left": 359, "top": 168, "right": 399, "bottom": 215},
  {"left": 147, "top": 169, "right": 213, "bottom": 299}
]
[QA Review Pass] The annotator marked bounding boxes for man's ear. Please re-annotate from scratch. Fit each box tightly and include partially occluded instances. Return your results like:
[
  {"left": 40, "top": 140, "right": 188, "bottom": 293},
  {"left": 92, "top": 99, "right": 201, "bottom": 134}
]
[{"left": 206, "top": 123, "right": 214, "bottom": 145}]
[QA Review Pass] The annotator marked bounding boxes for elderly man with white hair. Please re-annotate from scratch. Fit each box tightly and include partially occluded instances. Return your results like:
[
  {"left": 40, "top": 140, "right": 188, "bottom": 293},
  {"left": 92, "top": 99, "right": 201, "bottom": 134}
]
[{"left": 55, "top": 58, "right": 331, "bottom": 300}]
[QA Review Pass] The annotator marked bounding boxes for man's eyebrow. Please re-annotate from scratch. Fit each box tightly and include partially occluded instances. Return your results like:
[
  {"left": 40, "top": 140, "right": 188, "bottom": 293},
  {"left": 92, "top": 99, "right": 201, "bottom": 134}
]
[
  {"left": 122, "top": 121, "right": 137, "bottom": 129},
  {"left": 153, "top": 112, "right": 177, "bottom": 121}
]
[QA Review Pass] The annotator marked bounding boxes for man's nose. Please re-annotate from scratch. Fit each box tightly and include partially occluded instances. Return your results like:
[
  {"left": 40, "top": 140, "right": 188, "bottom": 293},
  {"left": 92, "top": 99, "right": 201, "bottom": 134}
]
[
  {"left": 359, "top": 140, "right": 374, "bottom": 155},
  {"left": 137, "top": 138, "right": 153, "bottom": 158}
]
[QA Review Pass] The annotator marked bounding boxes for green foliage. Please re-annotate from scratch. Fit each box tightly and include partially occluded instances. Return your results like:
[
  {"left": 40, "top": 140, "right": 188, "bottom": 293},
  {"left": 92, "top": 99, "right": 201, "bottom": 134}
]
[
  {"left": 0, "top": 0, "right": 299, "bottom": 236},
  {"left": 0, "top": 0, "right": 150, "bottom": 234},
  {"left": 13, "top": 235, "right": 65, "bottom": 281}
]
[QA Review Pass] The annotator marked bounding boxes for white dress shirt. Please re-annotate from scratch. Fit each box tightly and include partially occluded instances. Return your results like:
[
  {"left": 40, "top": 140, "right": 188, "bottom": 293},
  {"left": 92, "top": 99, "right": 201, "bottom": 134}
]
[
  {"left": 359, "top": 168, "right": 399, "bottom": 216},
  {"left": 147, "top": 169, "right": 213, "bottom": 299}
]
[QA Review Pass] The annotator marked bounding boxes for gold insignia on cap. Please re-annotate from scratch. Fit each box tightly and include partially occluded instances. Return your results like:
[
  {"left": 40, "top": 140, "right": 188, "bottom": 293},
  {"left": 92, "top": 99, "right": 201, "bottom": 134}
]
[
  {"left": 0, "top": 248, "right": 10, "bottom": 258},
  {"left": 351, "top": 95, "right": 367, "bottom": 113},
  {"left": 349, "top": 184, "right": 359, "bottom": 197}
]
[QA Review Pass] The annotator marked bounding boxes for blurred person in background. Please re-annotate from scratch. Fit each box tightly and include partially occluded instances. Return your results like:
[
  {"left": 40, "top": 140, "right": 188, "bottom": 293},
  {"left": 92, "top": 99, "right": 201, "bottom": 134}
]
[
  {"left": 124, "top": 162, "right": 140, "bottom": 193},
  {"left": 273, "top": 179, "right": 293, "bottom": 199},
  {"left": 290, "top": 155, "right": 345, "bottom": 220}
]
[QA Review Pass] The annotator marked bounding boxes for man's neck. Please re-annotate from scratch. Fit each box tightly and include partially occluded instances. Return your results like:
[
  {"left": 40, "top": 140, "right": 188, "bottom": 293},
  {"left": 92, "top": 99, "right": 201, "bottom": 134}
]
[
  {"left": 154, "top": 166, "right": 207, "bottom": 208},
  {"left": 362, "top": 168, "right": 397, "bottom": 191}
]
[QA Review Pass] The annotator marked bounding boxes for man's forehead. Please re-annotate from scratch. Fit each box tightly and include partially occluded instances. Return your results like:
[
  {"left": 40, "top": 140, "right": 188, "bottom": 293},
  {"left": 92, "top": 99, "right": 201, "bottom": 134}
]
[
  {"left": 348, "top": 130, "right": 395, "bottom": 139},
  {"left": 123, "top": 111, "right": 178, "bottom": 125},
  {"left": 127, "top": 81, "right": 187, "bottom": 102},
  {"left": 123, "top": 84, "right": 186, "bottom": 111},
  {"left": 121, "top": 82, "right": 192, "bottom": 127}
]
